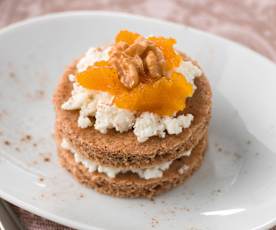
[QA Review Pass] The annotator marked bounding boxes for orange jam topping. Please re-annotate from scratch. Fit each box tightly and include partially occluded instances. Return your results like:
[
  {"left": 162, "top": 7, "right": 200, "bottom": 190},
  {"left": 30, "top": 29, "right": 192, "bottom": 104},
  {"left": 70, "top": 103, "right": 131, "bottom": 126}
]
[
  {"left": 114, "top": 72, "right": 193, "bottom": 116},
  {"left": 148, "top": 36, "right": 182, "bottom": 70},
  {"left": 115, "top": 30, "right": 140, "bottom": 45},
  {"left": 76, "top": 30, "right": 193, "bottom": 116},
  {"left": 77, "top": 61, "right": 125, "bottom": 95}
]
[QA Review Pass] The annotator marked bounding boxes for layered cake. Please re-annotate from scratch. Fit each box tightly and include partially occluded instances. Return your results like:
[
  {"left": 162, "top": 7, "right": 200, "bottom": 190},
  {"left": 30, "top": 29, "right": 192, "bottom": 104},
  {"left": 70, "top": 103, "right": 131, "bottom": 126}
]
[{"left": 53, "top": 30, "right": 212, "bottom": 198}]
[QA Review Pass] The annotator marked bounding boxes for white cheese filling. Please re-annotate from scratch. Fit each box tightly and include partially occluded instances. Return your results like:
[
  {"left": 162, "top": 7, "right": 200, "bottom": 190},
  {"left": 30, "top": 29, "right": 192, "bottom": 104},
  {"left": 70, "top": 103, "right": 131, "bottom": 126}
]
[
  {"left": 176, "top": 60, "right": 202, "bottom": 92},
  {"left": 77, "top": 47, "right": 111, "bottom": 73},
  {"left": 61, "top": 46, "right": 202, "bottom": 142},
  {"left": 61, "top": 138, "right": 190, "bottom": 180}
]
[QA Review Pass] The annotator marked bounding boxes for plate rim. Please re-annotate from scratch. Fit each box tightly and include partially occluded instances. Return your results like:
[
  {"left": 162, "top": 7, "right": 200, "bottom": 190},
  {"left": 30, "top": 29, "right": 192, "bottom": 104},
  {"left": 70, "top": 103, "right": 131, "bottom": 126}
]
[
  {"left": 0, "top": 10, "right": 275, "bottom": 69},
  {"left": 0, "top": 11, "right": 276, "bottom": 230}
]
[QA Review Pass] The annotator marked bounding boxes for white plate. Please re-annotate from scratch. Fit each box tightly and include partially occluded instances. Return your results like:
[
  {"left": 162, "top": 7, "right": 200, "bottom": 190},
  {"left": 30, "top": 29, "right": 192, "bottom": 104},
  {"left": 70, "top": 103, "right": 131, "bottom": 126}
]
[{"left": 0, "top": 11, "right": 276, "bottom": 230}]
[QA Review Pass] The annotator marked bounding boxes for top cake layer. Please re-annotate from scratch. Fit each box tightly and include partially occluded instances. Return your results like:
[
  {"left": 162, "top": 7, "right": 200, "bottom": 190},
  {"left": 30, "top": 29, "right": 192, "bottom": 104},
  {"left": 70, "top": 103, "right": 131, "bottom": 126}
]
[{"left": 59, "top": 31, "right": 210, "bottom": 140}]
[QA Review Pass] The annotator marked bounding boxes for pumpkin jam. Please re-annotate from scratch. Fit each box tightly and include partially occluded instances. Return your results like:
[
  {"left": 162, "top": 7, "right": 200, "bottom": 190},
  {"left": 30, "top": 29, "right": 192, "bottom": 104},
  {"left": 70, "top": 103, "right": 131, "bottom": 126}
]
[{"left": 76, "top": 30, "right": 193, "bottom": 116}]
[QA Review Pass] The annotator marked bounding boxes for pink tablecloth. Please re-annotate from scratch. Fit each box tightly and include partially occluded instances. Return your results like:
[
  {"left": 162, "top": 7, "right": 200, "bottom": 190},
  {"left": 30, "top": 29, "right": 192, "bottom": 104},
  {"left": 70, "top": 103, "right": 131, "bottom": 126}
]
[{"left": 1, "top": 0, "right": 275, "bottom": 229}]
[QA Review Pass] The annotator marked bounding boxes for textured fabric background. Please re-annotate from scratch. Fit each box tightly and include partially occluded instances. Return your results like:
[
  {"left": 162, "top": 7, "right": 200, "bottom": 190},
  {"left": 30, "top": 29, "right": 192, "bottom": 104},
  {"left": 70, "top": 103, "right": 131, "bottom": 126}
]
[{"left": 1, "top": 0, "right": 276, "bottom": 229}]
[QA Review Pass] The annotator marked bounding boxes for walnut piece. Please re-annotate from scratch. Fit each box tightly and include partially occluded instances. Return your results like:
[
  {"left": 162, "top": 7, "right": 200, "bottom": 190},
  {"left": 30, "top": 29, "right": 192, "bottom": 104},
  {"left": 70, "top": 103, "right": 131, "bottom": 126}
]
[
  {"left": 132, "top": 55, "right": 145, "bottom": 76},
  {"left": 145, "top": 50, "right": 161, "bottom": 78},
  {"left": 109, "top": 51, "right": 139, "bottom": 88},
  {"left": 125, "top": 37, "right": 148, "bottom": 56},
  {"left": 109, "top": 36, "right": 166, "bottom": 89},
  {"left": 148, "top": 46, "right": 166, "bottom": 76},
  {"left": 116, "top": 41, "right": 129, "bottom": 51}
]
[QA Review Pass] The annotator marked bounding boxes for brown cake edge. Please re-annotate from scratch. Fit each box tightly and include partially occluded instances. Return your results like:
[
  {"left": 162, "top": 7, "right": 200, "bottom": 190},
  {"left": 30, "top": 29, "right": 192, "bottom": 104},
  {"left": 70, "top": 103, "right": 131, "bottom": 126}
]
[
  {"left": 56, "top": 119, "right": 208, "bottom": 168},
  {"left": 57, "top": 133, "right": 207, "bottom": 198}
]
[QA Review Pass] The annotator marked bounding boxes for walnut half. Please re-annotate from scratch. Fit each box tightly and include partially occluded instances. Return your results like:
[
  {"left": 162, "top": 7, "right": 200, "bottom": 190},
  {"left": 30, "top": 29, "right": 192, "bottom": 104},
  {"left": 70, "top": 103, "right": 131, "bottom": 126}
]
[
  {"left": 109, "top": 53, "right": 139, "bottom": 89},
  {"left": 109, "top": 36, "right": 166, "bottom": 89}
]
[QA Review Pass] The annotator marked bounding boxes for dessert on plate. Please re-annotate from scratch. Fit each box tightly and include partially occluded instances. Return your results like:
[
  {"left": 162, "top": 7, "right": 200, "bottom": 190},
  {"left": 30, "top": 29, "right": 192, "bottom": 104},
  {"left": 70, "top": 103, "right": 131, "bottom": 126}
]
[{"left": 53, "top": 30, "right": 212, "bottom": 198}]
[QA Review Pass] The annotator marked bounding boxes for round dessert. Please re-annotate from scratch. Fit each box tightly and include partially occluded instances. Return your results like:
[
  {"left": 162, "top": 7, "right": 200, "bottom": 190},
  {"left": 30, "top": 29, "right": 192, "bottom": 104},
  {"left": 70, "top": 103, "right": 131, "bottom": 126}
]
[{"left": 53, "top": 30, "right": 212, "bottom": 198}]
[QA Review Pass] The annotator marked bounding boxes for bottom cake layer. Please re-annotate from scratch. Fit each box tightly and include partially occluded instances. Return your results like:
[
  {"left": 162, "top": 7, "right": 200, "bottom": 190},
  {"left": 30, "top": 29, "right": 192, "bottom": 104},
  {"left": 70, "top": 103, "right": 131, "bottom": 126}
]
[{"left": 56, "top": 134, "right": 207, "bottom": 198}]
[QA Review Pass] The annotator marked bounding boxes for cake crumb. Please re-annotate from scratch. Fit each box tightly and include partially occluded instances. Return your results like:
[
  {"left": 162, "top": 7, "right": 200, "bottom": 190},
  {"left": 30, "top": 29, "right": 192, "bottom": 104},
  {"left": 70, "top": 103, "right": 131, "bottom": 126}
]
[
  {"left": 38, "top": 177, "right": 44, "bottom": 182},
  {"left": 26, "top": 90, "right": 45, "bottom": 100},
  {"left": 33, "top": 143, "right": 37, "bottom": 147},
  {"left": 9, "top": 72, "right": 16, "bottom": 79},
  {"left": 80, "top": 193, "right": 84, "bottom": 198},
  {"left": 21, "top": 134, "right": 32, "bottom": 142},
  {"left": 4, "top": 140, "right": 10, "bottom": 146},
  {"left": 15, "top": 147, "right": 20, "bottom": 152},
  {"left": 36, "top": 90, "right": 45, "bottom": 98},
  {"left": 151, "top": 217, "right": 159, "bottom": 228},
  {"left": 43, "top": 156, "right": 51, "bottom": 162},
  {"left": 40, "top": 152, "right": 51, "bottom": 163}
]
